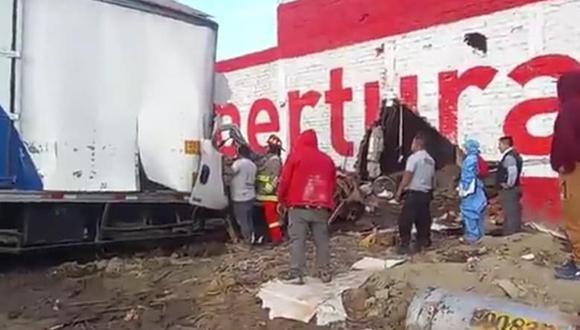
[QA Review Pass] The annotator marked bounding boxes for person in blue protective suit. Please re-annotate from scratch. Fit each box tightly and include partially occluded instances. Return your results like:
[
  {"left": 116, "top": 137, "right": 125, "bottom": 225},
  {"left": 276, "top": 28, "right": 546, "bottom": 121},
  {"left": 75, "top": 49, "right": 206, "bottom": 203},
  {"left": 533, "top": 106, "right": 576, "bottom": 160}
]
[{"left": 458, "top": 139, "right": 488, "bottom": 244}]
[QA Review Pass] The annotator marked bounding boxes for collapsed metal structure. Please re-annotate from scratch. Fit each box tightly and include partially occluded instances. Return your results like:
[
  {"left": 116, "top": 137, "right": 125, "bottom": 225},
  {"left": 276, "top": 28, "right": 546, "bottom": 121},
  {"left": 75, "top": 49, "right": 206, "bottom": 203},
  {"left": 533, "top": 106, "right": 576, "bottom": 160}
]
[{"left": 330, "top": 99, "right": 458, "bottom": 223}]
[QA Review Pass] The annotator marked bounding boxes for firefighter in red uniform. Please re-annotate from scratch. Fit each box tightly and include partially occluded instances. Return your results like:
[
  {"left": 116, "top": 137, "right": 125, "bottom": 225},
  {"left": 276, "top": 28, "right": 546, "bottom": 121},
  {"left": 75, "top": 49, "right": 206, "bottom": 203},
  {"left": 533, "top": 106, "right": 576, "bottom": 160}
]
[{"left": 255, "top": 135, "right": 284, "bottom": 243}]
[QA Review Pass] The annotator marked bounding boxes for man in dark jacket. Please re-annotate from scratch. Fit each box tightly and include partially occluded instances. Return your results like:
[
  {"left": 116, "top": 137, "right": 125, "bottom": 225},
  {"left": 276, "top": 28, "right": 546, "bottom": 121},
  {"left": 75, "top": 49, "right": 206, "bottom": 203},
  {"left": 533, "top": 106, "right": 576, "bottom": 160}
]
[
  {"left": 496, "top": 136, "right": 524, "bottom": 236},
  {"left": 277, "top": 130, "right": 336, "bottom": 284},
  {"left": 551, "top": 71, "right": 580, "bottom": 280}
]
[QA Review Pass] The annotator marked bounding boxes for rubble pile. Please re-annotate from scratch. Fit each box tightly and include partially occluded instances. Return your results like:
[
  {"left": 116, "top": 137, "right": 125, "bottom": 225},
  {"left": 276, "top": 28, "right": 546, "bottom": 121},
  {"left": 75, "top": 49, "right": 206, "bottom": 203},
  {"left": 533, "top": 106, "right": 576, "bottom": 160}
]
[
  {"left": 333, "top": 99, "right": 460, "bottom": 225},
  {"left": 343, "top": 274, "right": 415, "bottom": 330},
  {"left": 1, "top": 230, "right": 580, "bottom": 329}
]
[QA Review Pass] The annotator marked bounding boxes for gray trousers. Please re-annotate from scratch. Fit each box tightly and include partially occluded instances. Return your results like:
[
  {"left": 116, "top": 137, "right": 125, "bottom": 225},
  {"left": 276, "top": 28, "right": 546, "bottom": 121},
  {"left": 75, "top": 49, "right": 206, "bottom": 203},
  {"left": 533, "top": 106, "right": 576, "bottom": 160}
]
[
  {"left": 233, "top": 199, "right": 255, "bottom": 241},
  {"left": 499, "top": 187, "right": 522, "bottom": 236},
  {"left": 288, "top": 208, "right": 330, "bottom": 274}
]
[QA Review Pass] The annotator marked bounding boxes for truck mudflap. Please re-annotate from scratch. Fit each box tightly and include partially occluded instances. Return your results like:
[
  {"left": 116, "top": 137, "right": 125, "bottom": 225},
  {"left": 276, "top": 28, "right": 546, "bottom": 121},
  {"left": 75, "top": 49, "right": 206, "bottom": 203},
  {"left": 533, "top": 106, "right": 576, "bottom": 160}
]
[{"left": 189, "top": 139, "right": 228, "bottom": 210}]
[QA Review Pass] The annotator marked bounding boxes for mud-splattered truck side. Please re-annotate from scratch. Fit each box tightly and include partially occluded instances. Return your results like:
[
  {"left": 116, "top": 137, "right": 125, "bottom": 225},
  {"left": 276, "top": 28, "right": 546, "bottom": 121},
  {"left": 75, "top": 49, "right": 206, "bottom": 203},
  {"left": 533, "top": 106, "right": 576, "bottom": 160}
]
[{"left": 0, "top": 0, "right": 228, "bottom": 252}]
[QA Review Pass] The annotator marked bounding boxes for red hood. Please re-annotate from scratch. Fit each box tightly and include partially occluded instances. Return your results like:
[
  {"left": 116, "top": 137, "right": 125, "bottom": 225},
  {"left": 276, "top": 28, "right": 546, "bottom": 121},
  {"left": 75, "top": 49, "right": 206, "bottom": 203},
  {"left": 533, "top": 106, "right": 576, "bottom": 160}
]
[
  {"left": 557, "top": 70, "right": 580, "bottom": 104},
  {"left": 296, "top": 129, "right": 319, "bottom": 151}
]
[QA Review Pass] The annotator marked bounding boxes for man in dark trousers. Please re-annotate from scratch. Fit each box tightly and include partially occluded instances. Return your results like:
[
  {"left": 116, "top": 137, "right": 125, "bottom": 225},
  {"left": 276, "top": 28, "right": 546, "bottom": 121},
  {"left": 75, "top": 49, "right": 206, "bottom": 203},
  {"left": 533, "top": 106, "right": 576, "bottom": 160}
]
[
  {"left": 277, "top": 129, "right": 336, "bottom": 284},
  {"left": 229, "top": 145, "right": 258, "bottom": 244},
  {"left": 496, "top": 136, "right": 523, "bottom": 236},
  {"left": 395, "top": 132, "right": 436, "bottom": 255}
]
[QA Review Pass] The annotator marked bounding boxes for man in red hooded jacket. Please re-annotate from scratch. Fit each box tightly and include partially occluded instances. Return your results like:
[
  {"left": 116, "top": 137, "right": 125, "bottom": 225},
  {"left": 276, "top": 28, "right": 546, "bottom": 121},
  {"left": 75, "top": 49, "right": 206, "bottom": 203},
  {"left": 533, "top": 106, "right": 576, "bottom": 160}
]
[
  {"left": 277, "top": 129, "right": 336, "bottom": 284},
  {"left": 551, "top": 71, "right": 580, "bottom": 281}
]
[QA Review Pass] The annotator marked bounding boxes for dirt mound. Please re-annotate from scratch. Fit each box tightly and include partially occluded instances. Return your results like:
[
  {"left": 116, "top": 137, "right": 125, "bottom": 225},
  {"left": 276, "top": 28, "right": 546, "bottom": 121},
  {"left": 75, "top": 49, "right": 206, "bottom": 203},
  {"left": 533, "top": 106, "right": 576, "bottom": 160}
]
[
  {"left": 343, "top": 273, "right": 415, "bottom": 330},
  {"left": 1, "top": 230, "right": 579, "bottom": 329}
]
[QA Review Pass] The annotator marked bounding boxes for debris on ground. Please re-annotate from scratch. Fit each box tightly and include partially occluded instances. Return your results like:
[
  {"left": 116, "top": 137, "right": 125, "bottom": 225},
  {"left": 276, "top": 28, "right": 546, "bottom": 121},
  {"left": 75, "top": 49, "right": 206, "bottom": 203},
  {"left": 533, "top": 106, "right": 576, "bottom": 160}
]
[
  {"left": 351, "top": 257, "right": 406, "bottom": 271},
  {"left": 526, "top": 222, "right": 568, "bottom": 240},
  {"left": 521, "top": 253, "right": 536, "bottom": 261},
  {"left": 346, "top": 273, "right": 415, "bottom": 329},
  {"left": 332, "top": 99, "right": 461, "bottom": 225},
  {"left": 257, "top": 270, "right": 373, "bottom": 326},
  {"left": 406, "top": 287, "right": 580, "bottom": 329},
  {"left": 494, "top": 278, "right": 525, "bottom": 298},
  {"left": 358, "top": 229, "right": 397, "bottom": 249},
  {"left": 1, "top": 230, "right": 579, "bottom": 329}
]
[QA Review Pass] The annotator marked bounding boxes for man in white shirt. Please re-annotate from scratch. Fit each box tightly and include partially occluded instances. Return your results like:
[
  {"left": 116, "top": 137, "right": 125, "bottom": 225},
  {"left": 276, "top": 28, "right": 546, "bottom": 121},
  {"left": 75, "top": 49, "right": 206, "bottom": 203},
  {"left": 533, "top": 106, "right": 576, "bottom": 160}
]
[
  {"left": 395, "top": 132, "right": 436, "bottom": 254},
  {"left": 230, "top": 145, "right": 258, "bottom": 244}
]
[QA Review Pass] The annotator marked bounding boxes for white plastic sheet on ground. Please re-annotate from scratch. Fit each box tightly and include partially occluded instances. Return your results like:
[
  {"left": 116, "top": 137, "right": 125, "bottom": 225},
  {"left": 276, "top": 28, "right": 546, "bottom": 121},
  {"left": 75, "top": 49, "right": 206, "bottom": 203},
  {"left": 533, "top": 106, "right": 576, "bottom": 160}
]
[
  {"left": 351, "top": 257, "right": 406, "bottom": 271},
  {"left": 257, "top": 271, "right": 372, "bottom": 326},
  {"left": 525, "top": 222, "right": 567, "bottom": 240},
  {"left": 412, "top": 221, "right": 459, "bottom": 234},
  {"left": 257, "top": 258, "right": 406, "bottom": 326}
]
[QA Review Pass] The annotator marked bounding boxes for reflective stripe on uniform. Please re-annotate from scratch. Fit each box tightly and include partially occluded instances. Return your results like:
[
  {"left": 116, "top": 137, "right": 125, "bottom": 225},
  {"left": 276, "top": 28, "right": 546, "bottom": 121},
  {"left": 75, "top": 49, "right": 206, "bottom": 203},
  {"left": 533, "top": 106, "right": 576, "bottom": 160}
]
[
  {"left": 257, "top": 195, "right": 278, "bottom": 202},
  {"left": 256, "top": 175, "right": 271, "bottom": 182},
  {"left": 256, "top": 173, "right": 277, "bottom": 197},
  {"left": 268, "top": 222, "right": 281, "bottom": 228}
]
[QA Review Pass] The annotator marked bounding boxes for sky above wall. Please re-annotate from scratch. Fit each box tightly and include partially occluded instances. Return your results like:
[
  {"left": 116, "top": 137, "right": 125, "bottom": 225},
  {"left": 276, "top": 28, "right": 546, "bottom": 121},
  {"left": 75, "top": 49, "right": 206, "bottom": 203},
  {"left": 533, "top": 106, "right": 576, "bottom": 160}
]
[{"left": 178, "top": 0, "right": 278, "bottom": 60}]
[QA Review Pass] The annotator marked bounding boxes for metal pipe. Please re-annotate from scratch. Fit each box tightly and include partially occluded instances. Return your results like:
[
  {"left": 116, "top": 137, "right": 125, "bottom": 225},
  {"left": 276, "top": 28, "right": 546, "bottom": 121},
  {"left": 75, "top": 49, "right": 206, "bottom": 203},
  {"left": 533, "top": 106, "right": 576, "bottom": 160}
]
[{"left": 406, "top": 287, "right": 580, "bottom": 330}]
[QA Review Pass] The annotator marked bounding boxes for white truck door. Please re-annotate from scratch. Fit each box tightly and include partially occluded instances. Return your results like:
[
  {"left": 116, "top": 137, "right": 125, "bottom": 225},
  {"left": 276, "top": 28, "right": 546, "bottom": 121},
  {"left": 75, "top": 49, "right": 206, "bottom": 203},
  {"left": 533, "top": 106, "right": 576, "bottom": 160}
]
[
  {"left": 137, "top": 17, "right": 217, "bottom": 193},
  {"left": 0, "top": 0, "right": 17, "bottom": 113},
  {"left": 189, "top": 138, "right": 228, "bottom": 210}
]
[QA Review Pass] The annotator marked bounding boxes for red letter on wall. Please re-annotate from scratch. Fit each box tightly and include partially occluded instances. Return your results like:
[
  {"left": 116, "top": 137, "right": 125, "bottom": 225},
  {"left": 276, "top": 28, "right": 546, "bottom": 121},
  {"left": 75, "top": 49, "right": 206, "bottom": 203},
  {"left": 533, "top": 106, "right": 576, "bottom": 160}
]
[
  {"left": 288, "top": 90, "right": 322, "bottom": 148},
  {"left": 504, "top": 54, "right": 580, "bottom": 155},
  {"left": 325, "top": 68, "right": 354, "bottom": 156},
  {"left": 364, "top": 81, "right": 380, "bottom": 129},
  {"left": 438, "top": 66, "right": 498, "bottom": 143},
  {"left": 400, "top": 75, "right": 418, "bottom": 112},
  {"left": 247, "top": 98, "right": 280, "bottom": 152},
  {"left": 214, "top": 103, "right": 241, "bottom": 156}
]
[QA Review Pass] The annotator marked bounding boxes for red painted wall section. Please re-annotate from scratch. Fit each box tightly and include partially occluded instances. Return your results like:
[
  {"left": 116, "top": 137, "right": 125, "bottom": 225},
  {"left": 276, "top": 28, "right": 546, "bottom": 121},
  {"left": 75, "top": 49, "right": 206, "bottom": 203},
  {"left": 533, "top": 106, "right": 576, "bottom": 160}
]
[
  {"left": 399, "top": 76, "right": 418, "bottom": 112},
  {"left": 216, "top": 47, "right": 279, "bottom": 73},
  {"left": 521, "top": 178, "right": 561, "bottom": 222},
  {"left": 277, "top": 0, "right": 547, "bottom": 60},
  {"left": 247, "top": 98, "right": 281, "bottom": 152},
  {"left": 504, "top": 55, "right": 580, "bottom": 155},
  {"left": 214, "top": 0, "right": 570, "bottom": 223},
  {"left": 325, "top": 68, "right": 354, "bottom": 157},
  {"left": 217, "top": 0, "right": 549, "bottom": 73},
  {"left": 288, "top": 90, "right": 322, "bottom": 148},
  {"left": 438, "top": 66, "right": 498, "bottom": 143}
]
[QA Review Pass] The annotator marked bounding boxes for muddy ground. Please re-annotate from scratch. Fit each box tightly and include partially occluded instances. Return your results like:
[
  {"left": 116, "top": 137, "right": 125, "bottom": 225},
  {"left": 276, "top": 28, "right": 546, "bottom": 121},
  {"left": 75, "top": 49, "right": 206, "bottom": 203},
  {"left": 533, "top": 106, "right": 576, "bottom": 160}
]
[{"left": 0, "top": 221, "right": 579, "bottom": 330}]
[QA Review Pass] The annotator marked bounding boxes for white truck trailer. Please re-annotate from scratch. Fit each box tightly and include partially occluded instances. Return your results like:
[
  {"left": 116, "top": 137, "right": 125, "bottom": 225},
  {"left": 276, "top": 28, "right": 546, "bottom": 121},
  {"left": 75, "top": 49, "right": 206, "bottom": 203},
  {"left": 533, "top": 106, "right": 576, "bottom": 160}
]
[{"left": 0, "top": 0, "right": 229, "bottom": 252}]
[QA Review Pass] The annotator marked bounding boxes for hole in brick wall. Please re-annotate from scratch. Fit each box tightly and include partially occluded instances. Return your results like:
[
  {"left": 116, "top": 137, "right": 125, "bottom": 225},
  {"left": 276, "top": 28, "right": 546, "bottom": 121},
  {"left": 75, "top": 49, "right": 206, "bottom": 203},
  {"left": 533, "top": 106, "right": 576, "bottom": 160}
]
[
  {"left": 375, "top": 43, "right": 385, "bottom": 57},
  {"left": 464, "top": 32, "right": 487, "bottom": 54}
]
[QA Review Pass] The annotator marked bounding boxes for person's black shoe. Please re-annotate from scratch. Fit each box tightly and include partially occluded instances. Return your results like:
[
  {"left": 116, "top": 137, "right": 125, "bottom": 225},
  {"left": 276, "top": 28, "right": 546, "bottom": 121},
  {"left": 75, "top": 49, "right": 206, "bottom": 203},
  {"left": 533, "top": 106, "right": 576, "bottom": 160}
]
[
  {"left": 555, "top": 260, "right": 577, "bottom": 273},
  {"left": 412, "top": 244, "right": 424, "bottom": 254},
  {"left": 415, "top": 239, "right": 433, "bottom": 253},
  {"left": 282, "top": 269, "right": 304, "bottom": 285},
  {"left": 397, "top": 245, "right": 411, "bottom": 255}
]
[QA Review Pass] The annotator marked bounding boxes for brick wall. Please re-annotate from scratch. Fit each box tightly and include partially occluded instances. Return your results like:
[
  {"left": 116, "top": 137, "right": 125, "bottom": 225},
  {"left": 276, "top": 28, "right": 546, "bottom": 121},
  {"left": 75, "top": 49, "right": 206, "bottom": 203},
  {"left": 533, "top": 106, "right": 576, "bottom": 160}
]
[{"left": 215, "top": 0, "right": 580, "bottom": 222}]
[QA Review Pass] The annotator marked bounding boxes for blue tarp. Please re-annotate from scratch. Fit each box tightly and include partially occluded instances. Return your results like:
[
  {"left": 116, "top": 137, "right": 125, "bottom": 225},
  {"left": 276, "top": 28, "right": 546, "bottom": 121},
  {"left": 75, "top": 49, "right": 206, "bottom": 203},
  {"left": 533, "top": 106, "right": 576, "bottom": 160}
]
[{"left": 0, "top": 105, "right": 43, "bottom": 190}]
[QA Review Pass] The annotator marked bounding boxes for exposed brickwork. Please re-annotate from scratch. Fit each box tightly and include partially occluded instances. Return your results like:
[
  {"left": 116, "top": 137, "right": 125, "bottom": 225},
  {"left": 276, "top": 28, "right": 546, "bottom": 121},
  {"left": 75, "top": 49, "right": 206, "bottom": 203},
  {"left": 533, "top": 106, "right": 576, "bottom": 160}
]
[{"left": 214, "top": 0, "right": 580, "bottom": 221}]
